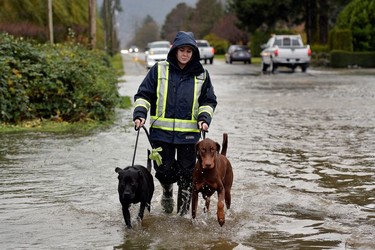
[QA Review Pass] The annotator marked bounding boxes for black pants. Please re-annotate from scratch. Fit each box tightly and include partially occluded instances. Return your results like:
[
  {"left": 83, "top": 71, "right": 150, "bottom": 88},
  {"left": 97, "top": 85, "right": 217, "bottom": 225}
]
[{"left": 151, "top": 141, "right": 195, "bottom": 188}]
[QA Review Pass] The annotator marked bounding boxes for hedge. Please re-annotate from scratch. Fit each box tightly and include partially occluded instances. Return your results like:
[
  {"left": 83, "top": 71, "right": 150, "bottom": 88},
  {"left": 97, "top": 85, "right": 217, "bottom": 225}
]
[
  {"left": 330, "top": 50, "right": 375, "bottom": 68},
  {"left": 0, "top": 33, "right": 120, "bottom": 123},
  {"left": 328, "top": 29, "right": 353, "bottom": 52}
]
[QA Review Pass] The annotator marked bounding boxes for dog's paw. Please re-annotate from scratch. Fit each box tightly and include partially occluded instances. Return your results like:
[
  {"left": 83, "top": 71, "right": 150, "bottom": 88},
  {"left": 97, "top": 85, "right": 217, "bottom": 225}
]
[
  {"left": 225, "top": 208, "right": 233, "bottom": 217},
  {"left": 217, "top": 210, "right": 225, "bottom": 227},
  {"left": 218, "top": 219, "right": 225, "bottom": 227},
  {"left": 191, "top": 217, "right": 208, "bottom": 227},
  {"left": 191, "top": 218, "right": 198, "bottom": 226}
]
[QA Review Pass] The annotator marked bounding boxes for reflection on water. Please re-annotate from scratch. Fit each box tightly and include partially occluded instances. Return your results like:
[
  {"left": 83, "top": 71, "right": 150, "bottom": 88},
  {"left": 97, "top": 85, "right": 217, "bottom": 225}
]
[{"left": 1, "top": 68, "right": 375, "bottom": 249}]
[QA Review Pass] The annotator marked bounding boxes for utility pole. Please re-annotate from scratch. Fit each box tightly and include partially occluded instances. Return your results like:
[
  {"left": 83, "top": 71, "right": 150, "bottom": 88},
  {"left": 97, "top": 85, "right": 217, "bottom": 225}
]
[
  {"left": 89, "top": 0, "right": 97, "bottom": 49},
  {"left": 48, "top": 0, "right": 54, "bottom": 44},
  {"left": 107, "top": 0, "right": 113, "bottom": 55}
]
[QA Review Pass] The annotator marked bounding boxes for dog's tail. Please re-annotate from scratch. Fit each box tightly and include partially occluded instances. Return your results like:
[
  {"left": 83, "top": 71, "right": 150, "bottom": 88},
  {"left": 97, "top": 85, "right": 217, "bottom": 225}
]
[
  {"left": 221, "top": 133, "right": 228, "bottom": 156},
  {"left": 147, "top": 149, "right": 152, "bottom": 172}
]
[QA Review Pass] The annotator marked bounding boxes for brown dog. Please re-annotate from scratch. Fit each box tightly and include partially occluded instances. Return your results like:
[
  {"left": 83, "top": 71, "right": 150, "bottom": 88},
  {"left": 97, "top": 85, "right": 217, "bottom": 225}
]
[{"left": 192, "top": 133, "right": 233, "bottom": 226}]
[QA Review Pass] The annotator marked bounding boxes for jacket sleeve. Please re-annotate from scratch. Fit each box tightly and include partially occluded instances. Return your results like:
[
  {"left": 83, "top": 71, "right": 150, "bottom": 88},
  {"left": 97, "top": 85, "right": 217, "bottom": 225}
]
[
  {"left": 197, "top": 70, "right": 217, "bottom": 125},
  {"left": 133, "top": 65, "right": 157, "bottom": 121}
]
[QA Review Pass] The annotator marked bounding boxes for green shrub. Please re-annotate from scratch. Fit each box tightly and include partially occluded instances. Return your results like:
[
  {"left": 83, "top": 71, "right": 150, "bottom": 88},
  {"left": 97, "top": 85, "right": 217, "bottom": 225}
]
[
  {"left": 335, "top": 0, "right": 375, "bottom": 52},
  {"left": 330, "top": 50, "right": 375, "bottom": 68},
  {"left": 310, "top": 44, "right": 330, "bottom": 66},
  {"left": 250, "top": 31, "right": 270, "bottom": 57},
  {"left": 311, "top": 44, "right": 329, "bottom": 53},
  {"left": 204, "top": 33, "right": 229, "bottom": 55},
  {"left": 0, "top": 33, "right": 120, "bottom": 123},
  {"left": 328, "top": 29, "right": 353, "bottom": 52}
]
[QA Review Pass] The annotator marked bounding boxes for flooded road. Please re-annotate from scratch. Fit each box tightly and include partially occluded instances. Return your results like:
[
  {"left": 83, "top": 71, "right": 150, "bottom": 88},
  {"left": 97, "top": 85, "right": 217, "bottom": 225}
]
[{"left": 1, "top": 54, "right": 374, "bottom": 249}]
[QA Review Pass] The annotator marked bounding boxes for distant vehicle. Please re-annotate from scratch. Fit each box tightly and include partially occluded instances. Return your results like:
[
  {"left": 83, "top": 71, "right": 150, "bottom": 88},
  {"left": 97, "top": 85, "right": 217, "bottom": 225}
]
[
  {"left": 225, "top": 45, "right": 251, "bottom": 64},
  {"left": 146, "top": 47, "right": 169, "bottom": 69},
  {"left": 129, "top": 45, "right": 139, "bottom": 53},
  {"left": 260, "top": 34, "right": 311, "bottom": 73},
  {"left": 196, "top": 40, "right": 214, "bottom": 64},
  {"left": 145, "top": 40, "right": 171, "bottom": 62},
  {"left": 145, "top": 41, "right": 171, "bottom": 53}
]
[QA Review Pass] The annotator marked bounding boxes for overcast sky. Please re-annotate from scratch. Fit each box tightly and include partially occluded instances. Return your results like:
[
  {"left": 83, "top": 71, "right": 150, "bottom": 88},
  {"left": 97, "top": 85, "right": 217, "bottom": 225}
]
[{"left": 115, "top": 0, "right": 197, "bottom": 48}]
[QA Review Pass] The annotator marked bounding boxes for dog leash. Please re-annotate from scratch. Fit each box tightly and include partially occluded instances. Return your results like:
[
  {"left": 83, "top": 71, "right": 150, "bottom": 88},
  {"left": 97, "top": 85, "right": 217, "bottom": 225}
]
[
  {"left": 131, "top": 128, "right": 141, "bottom": 167},
  {"left": 131, "top": 126, "right": 163, "bottom": 167},
  {"left": 201, "top": 128, "right": 208, "bottom": 140},
  {"left": 201, "top": 130, "right": 206, "bottom": 139}
]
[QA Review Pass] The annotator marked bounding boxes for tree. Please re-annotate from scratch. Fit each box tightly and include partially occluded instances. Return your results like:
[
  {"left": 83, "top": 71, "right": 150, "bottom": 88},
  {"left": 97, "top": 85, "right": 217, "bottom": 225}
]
[
  {"left": 229, "top": 0, "right": 303, "bottom": 32},
  {"left": 130, "top": 15, "right": 160, "bottom": 50},
  {"left": 212, "top": 13, "right": 248, "bottom": 44},
  {"left": 229, "top": 0, "right": 350, "bottom": 45},
  {"left": 0, "top": 0, "right": 106, "bottom": 46},
  {"left": 305, "top": 0, "right": 351, "bottom": 45},
  {"left": 102, "top": 0, "right": 122, "bottom": 55},
  {"left": 89, "top": 0, "right": 97, "bottom": 49},
  {"left": 161, "top": 3, "right": 194, "bottom": 42},
  {"left": 335, "top": 0, "right": 375, "bottom": 51},
  {"left": 187, "top": 0, "right": 225, "bottom": 38}
]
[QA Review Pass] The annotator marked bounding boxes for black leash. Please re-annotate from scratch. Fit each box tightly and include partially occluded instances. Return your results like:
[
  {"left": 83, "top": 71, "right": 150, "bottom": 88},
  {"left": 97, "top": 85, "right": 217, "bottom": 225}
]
[
  {"left": 200, "top": 121, "right": 208, "bottom": 140},
  {"left": 201, "top": 130, "right": 207, "bottom": 139},
  {"left": 131, "top": 126, "right": 153, "bottom": 167},
  {"left": 131, "top": 128, "right": 140, "bottom": 167}
]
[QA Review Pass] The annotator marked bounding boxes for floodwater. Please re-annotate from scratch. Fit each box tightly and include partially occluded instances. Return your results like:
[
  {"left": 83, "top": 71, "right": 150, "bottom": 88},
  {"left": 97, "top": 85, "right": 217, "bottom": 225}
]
[{"left": 1, "top": 54, "right": 374, "bottom": 250}]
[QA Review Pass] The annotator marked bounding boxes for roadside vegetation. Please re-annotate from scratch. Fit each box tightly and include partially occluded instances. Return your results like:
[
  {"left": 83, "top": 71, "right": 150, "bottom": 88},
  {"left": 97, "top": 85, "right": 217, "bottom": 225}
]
[{"left": 0, "top": 33, "right": 128, "bottom": 133}]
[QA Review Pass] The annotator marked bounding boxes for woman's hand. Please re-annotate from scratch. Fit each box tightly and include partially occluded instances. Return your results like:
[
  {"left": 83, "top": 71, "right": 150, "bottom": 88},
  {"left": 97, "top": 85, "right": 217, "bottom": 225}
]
[
  {"left": 198, "top": 121, "right": 209, "bottom": 131},
  {"left": 134, "top": 118, "right": 145, "bottom": 130}
]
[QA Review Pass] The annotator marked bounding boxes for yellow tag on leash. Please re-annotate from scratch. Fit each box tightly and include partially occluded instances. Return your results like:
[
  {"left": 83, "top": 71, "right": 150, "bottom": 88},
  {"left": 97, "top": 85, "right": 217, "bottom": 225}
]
[{"left": 149, "top": 147, "right": 163, "bottom": 166}]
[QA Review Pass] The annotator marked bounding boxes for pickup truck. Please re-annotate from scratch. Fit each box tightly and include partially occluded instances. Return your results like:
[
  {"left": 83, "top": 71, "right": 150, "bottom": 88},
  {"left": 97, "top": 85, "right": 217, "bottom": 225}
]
[
  {"left": 196, "top": 40, "right": 214, "bottom": 64},
  {"left": 260, "top": 34, "right": 311, "bottom": 73}
]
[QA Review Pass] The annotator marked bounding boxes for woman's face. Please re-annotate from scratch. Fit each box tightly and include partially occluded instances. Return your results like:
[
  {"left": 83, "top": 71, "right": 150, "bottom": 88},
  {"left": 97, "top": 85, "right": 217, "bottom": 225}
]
[{"left": 176, "top": 46, "right": 193, "bottom": 68}]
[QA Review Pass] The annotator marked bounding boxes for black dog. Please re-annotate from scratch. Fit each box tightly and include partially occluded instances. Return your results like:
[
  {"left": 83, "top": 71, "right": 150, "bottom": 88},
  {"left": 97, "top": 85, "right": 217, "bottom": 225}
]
[{"left": 115, "top": 156, "right": 154, "bottom": 229}]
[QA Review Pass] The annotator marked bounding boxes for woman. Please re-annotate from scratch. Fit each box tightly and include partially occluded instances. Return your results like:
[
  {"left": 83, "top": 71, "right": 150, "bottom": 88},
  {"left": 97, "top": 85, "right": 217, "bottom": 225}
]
[{"left": 133, "top": 31, "right": 217, "bottom": 216}]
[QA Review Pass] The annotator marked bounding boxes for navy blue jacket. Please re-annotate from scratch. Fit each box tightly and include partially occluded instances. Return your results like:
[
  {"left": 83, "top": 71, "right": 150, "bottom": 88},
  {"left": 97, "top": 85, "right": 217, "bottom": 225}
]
[{"left": 133, "top": 31, "right": 217, "bottom": 144}]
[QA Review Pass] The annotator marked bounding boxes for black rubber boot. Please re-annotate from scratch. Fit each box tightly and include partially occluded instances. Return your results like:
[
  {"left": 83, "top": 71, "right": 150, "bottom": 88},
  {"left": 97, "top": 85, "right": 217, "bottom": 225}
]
[
  {"left": 160, "top": 183, "right": 174, "bottom": 213},
  {"left": 177, "top": 185, "right": 192, "bottom": 216}
]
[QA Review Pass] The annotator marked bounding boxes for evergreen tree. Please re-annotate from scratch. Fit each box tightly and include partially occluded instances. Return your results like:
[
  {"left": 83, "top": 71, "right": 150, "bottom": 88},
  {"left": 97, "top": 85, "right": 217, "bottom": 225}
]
[
  {"left": 130, "top": 15, "right": 160, "bottom": 50},
  {"left": 188, "top": 0, "right": 225, "bottom": 39},
  {"left": 336, "top": 0, "right": 375, "bottom": 51},
  {"left": 161, "top": 3, "right": 194, "bottom": 43}
]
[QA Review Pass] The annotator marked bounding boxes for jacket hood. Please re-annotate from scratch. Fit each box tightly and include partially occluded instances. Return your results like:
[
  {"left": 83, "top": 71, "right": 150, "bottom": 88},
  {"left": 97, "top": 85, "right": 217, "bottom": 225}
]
[{"left": 167, "top": 31, "right": 203, "bottom": 74}]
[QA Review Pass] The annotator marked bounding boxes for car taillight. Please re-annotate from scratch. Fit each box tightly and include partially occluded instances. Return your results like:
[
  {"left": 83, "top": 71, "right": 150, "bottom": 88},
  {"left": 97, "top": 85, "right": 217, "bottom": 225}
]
[
  {"left": 308, "top": 48, "right": 312, "bottom": 56},
  {"left": 211, "top": 48, "right": 215, "bottom": 54},
  {"left": 274, "top": 49, "right": 278, "bottom": 56}
]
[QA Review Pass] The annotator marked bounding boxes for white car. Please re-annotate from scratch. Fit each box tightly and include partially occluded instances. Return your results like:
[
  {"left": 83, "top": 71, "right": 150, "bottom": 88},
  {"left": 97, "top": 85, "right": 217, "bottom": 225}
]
[
  {"left": 145, "top": 40, "right": 171, "bottom": 52},
  {"left": 146, "top": 47, "right": 169, "bottom": 69}
]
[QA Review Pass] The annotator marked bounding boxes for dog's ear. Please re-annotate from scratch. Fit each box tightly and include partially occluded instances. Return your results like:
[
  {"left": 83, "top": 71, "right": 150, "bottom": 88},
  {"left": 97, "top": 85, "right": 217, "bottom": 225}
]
[
  {"left": 216, "top": 142, "right": 221, "bottom": 153},
  {"left": 195, "top": 141, "right": 200, "bottom": 154},
  {"left": 195, "top": 141, "right": 201, "bottom": 158},
  {"left": 115, "top": 167, "right": 122, "bottom": 173}
]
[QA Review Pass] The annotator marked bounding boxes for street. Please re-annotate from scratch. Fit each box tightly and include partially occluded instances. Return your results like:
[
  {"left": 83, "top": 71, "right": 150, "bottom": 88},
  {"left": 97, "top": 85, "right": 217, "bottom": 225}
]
[
  {"left": 119, "top": 53, "right": 375, "bottom": 249},
  {"left": 0, "top": 53, "right": 374, "bottom": 249}
]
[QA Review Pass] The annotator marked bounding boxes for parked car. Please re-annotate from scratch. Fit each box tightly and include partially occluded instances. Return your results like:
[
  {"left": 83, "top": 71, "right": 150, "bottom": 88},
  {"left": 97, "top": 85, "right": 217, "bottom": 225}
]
[
  {"left": 196, "top": 40, "right": 214, "bottom": 64},
  {"left": 225, "top": 45, "right": 251, "bottom": 64},
  {"left": 260, "top": 34, "right": 311, "bottom": 73},
  {"left": 146, "top": 47, "right": 169, "bottom": 69}
]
